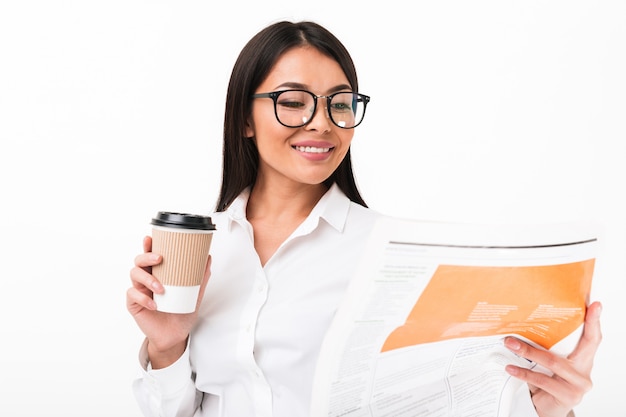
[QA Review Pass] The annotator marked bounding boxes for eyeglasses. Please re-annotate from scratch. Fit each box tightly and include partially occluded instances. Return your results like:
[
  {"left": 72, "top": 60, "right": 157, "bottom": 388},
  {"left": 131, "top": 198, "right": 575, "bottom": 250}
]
[{"left": 251, "top": 89, "right": 370, "bottom": 129}]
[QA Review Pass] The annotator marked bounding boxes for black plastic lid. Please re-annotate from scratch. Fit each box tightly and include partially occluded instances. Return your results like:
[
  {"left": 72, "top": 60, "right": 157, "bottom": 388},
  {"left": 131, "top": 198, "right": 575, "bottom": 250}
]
[{"left": 151, "top": 211, "right": 216, "bottom": 231}]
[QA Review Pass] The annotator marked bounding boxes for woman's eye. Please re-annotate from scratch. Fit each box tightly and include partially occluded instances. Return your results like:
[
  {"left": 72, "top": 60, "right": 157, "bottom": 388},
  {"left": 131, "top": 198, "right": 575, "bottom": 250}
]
[
  {"left": 331, "top": 103, "right": 351, "bottom": 112},
  {"left": 278, "top": 100, "right": 306, "bottom": 109}
]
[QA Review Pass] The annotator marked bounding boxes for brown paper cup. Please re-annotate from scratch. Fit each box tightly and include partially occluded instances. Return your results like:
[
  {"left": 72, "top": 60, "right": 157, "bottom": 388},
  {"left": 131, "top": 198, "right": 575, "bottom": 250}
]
[{"left": 150, "top": 212, "right": 216, "bottom": 313}]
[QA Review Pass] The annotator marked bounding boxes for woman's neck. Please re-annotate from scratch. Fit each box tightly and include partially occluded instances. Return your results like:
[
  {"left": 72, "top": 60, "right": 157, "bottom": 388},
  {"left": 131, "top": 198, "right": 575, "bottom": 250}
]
[
  {"left": 246, "top": 180, "right": 329, "bottom": 266},
  {"left": 246, "top": 181, "right": 328, "bottom": 222}
]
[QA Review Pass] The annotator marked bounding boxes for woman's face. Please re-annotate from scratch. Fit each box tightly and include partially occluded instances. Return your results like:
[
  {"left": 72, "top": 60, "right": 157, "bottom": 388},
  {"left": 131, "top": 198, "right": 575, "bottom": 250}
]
[{"left": 247, "top": 46, "right": 355, "bottom": 189}]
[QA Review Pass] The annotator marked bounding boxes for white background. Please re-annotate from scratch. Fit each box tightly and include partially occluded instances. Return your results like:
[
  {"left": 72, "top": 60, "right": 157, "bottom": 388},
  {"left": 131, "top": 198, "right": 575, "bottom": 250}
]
[{"left": 1, "top": 1, "right": 624, "bottom": 416}]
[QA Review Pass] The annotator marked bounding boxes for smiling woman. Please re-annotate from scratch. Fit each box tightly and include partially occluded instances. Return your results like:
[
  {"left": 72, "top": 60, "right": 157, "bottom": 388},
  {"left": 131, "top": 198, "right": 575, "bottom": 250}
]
[
  {"left": 128, "top": 21, "right": 379, "bottom": 417},
  {"left": 1, "top": 1, "right": 622, "bottom": 416},
  {"left": 247, "top": 47, "right": 359, "bottom": 189},
  {"left": 126, "top": 20, "right": 602, "bottom": 417}
]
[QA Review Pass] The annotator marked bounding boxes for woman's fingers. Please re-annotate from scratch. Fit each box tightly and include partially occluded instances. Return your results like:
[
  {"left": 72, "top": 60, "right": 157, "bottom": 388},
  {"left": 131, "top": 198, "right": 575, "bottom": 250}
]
[
  {"left": 504, "top": 340, "right": 590, "bottom": 412},
  {"left": 126, "top": 285, "right": 157, "bottom": 312},
  {"left": 130, "top": 263, "right": 163, "bottom": 293},
  {"left": 504, "top": 301, "right": 603, "bottom": 415},
  {"left": 505, "top": 337, "right": 581, "bottom": 384},
  {"left": 505, "top": 301, "right": 602, "bottom": 379},
  {"left": 128, "top": 240, "right": 164, "bottom": 315},
  {"left": 143, "top": 235, "right": 152, "bottom": 253},
  {"left": 567, "top": 301, "right": 603, "bottom": 372},
  {"left": 134, "top": 250, "right": 162, "bottom": 270}
]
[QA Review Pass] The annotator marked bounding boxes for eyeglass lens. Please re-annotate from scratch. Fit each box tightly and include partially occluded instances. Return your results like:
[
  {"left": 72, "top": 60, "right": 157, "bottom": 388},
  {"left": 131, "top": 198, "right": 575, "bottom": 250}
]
[{"left": 274, "top": 91, "right": 367, "bottom": 128}]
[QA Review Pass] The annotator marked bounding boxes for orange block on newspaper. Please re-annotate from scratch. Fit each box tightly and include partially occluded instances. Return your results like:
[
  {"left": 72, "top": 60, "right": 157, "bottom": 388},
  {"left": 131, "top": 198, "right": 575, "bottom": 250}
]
[{"left": 382, "top": 259, "right": 595, "bottom": 352}]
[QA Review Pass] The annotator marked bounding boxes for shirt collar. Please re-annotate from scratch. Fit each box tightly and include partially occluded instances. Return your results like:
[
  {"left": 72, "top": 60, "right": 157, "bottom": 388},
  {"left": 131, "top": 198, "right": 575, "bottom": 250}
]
[
  {"left": 225, "top": 188, "right": 250, "bottom": 232},
  {"left": 225, "top": 183, "right": 351, "bottom": 233},
  {"left": 308, "top": 183, "right": 350, "bottom": 233}
]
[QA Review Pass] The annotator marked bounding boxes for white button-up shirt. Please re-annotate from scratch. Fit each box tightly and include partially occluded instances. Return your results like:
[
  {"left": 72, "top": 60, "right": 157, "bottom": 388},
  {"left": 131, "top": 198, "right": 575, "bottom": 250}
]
[
  {"left": 134, "top": 184, "right": 382, "bottom": 416},
  {"left": 132, "top": 184, "right": 539, "bottom": 417}
]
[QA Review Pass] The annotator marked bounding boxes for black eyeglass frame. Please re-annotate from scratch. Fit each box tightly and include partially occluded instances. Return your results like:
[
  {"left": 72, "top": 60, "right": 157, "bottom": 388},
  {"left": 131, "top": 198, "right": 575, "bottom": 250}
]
[{"left": 251, "top": 89, "right": 370, "bottom": 129}]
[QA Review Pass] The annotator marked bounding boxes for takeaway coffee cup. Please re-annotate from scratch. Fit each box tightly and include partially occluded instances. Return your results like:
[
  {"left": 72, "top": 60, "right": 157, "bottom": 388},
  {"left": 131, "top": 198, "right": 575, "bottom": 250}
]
[{"left": 150, "top": 211, "right": 216, "bottom": 313}]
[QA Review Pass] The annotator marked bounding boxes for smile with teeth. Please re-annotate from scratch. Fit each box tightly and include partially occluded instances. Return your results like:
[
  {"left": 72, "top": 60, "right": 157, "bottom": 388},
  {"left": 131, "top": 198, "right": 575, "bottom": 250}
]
[{"left": 293, "top": 145, "right": 333, "bottom": 153}]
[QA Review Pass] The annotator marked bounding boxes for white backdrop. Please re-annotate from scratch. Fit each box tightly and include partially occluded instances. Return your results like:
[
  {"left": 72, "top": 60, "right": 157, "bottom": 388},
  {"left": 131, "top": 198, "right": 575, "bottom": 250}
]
[{"left": 1, "top": 1, "right": 624, "bottom": 416}]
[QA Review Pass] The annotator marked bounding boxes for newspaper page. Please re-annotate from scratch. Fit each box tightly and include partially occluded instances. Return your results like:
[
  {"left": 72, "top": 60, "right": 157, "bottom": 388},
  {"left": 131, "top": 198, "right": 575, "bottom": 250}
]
[{"left": 311, "top": 216, "right": 597, "bottom": 417}]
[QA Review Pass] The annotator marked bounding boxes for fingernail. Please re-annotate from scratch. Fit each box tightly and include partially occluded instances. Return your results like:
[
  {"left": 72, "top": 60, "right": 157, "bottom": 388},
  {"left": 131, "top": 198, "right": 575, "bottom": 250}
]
[
  {"left": 148, "top": 300, "right": 157, "bottom": 310},
  {"left": 505, "top": 365, "right": 518, "bottom": 376},
  {"left": 150, "top": 254, "right": 161, "bottom": 262},
  {"left": 151, "top": 281, "right": 162, "bottom": 292},
  {"left": 505, "top": 338, "right": 521, "bottom": 351}
]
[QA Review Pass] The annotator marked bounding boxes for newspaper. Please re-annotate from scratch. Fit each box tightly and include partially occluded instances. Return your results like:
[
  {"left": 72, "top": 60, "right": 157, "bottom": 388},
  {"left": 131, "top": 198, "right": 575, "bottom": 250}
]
[{"left": 311, "top": 216, "right": 597, "bottom": 417}]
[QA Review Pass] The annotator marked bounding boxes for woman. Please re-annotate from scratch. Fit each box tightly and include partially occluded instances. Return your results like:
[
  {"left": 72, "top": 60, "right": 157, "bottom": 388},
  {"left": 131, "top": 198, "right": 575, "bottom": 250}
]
[{"left": 128, "top": 20, "right": 602, "bottom": 417}]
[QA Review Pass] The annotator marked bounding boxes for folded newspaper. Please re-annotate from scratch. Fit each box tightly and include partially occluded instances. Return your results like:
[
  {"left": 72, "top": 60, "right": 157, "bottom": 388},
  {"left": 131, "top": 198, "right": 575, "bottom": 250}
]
[{"left": 311, "top": 216, "right": 597, "bottom": 417}]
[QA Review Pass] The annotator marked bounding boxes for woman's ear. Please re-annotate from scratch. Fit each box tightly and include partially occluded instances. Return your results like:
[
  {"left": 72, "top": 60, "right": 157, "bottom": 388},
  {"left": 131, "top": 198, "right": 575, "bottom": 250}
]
[{"left": 245, "top": 119, "right": 254, "bottom": 138}]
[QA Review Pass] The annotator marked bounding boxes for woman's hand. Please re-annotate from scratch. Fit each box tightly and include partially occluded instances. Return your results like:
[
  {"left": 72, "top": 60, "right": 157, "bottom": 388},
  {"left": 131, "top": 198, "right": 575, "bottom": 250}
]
[
  {"left": 127, "top": 236, "right": 211, "bottom": 369},
  {"left": 504, "top": 301, "right": 603, "bottom": 417}
]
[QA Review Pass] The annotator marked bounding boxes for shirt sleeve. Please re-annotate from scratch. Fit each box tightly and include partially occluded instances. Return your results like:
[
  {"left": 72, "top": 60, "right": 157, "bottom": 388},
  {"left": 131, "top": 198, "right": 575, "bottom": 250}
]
[
  {"left": 510, "top": 384, "right": 540, "bottom": 417},
  {"left": 132, "top": 338, "right": 201, "bottom": 417}
]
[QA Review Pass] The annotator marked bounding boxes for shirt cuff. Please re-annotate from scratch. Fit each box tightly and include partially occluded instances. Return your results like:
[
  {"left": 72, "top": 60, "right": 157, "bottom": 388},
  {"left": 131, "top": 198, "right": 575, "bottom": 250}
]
[{"left": 137, "top": 337, "right": 193, "bottom": 397}]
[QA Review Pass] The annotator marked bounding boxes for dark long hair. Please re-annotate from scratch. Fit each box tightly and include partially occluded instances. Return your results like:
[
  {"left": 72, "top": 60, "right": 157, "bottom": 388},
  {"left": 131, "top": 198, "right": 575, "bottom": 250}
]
[{"left": 215, "top": 21, "right": 367, "bottom": 212}]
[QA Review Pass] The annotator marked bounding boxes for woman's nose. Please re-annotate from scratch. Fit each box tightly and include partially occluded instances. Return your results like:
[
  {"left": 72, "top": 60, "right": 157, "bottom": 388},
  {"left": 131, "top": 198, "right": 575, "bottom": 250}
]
[{"left": 304, "top": 98, "right": 332, "bottom": 132}]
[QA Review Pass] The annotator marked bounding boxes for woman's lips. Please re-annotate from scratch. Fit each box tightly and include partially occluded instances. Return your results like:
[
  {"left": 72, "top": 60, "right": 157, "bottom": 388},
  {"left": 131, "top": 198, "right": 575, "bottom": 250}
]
[{"left": 291, "top": 143, "right": 335, "bottom": 161}]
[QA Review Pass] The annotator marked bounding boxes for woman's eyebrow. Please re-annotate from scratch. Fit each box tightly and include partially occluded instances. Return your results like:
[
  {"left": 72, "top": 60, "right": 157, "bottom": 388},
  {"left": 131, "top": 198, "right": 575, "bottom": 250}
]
[
  {"left": 275, "top": 82, "right": 307, "bottom": 90},
  {"left": 274, "top": 82, "right": 353, "bottom": 92},
  {"left": 327, "top": 84, "right": 353, "bottom": 93}
]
